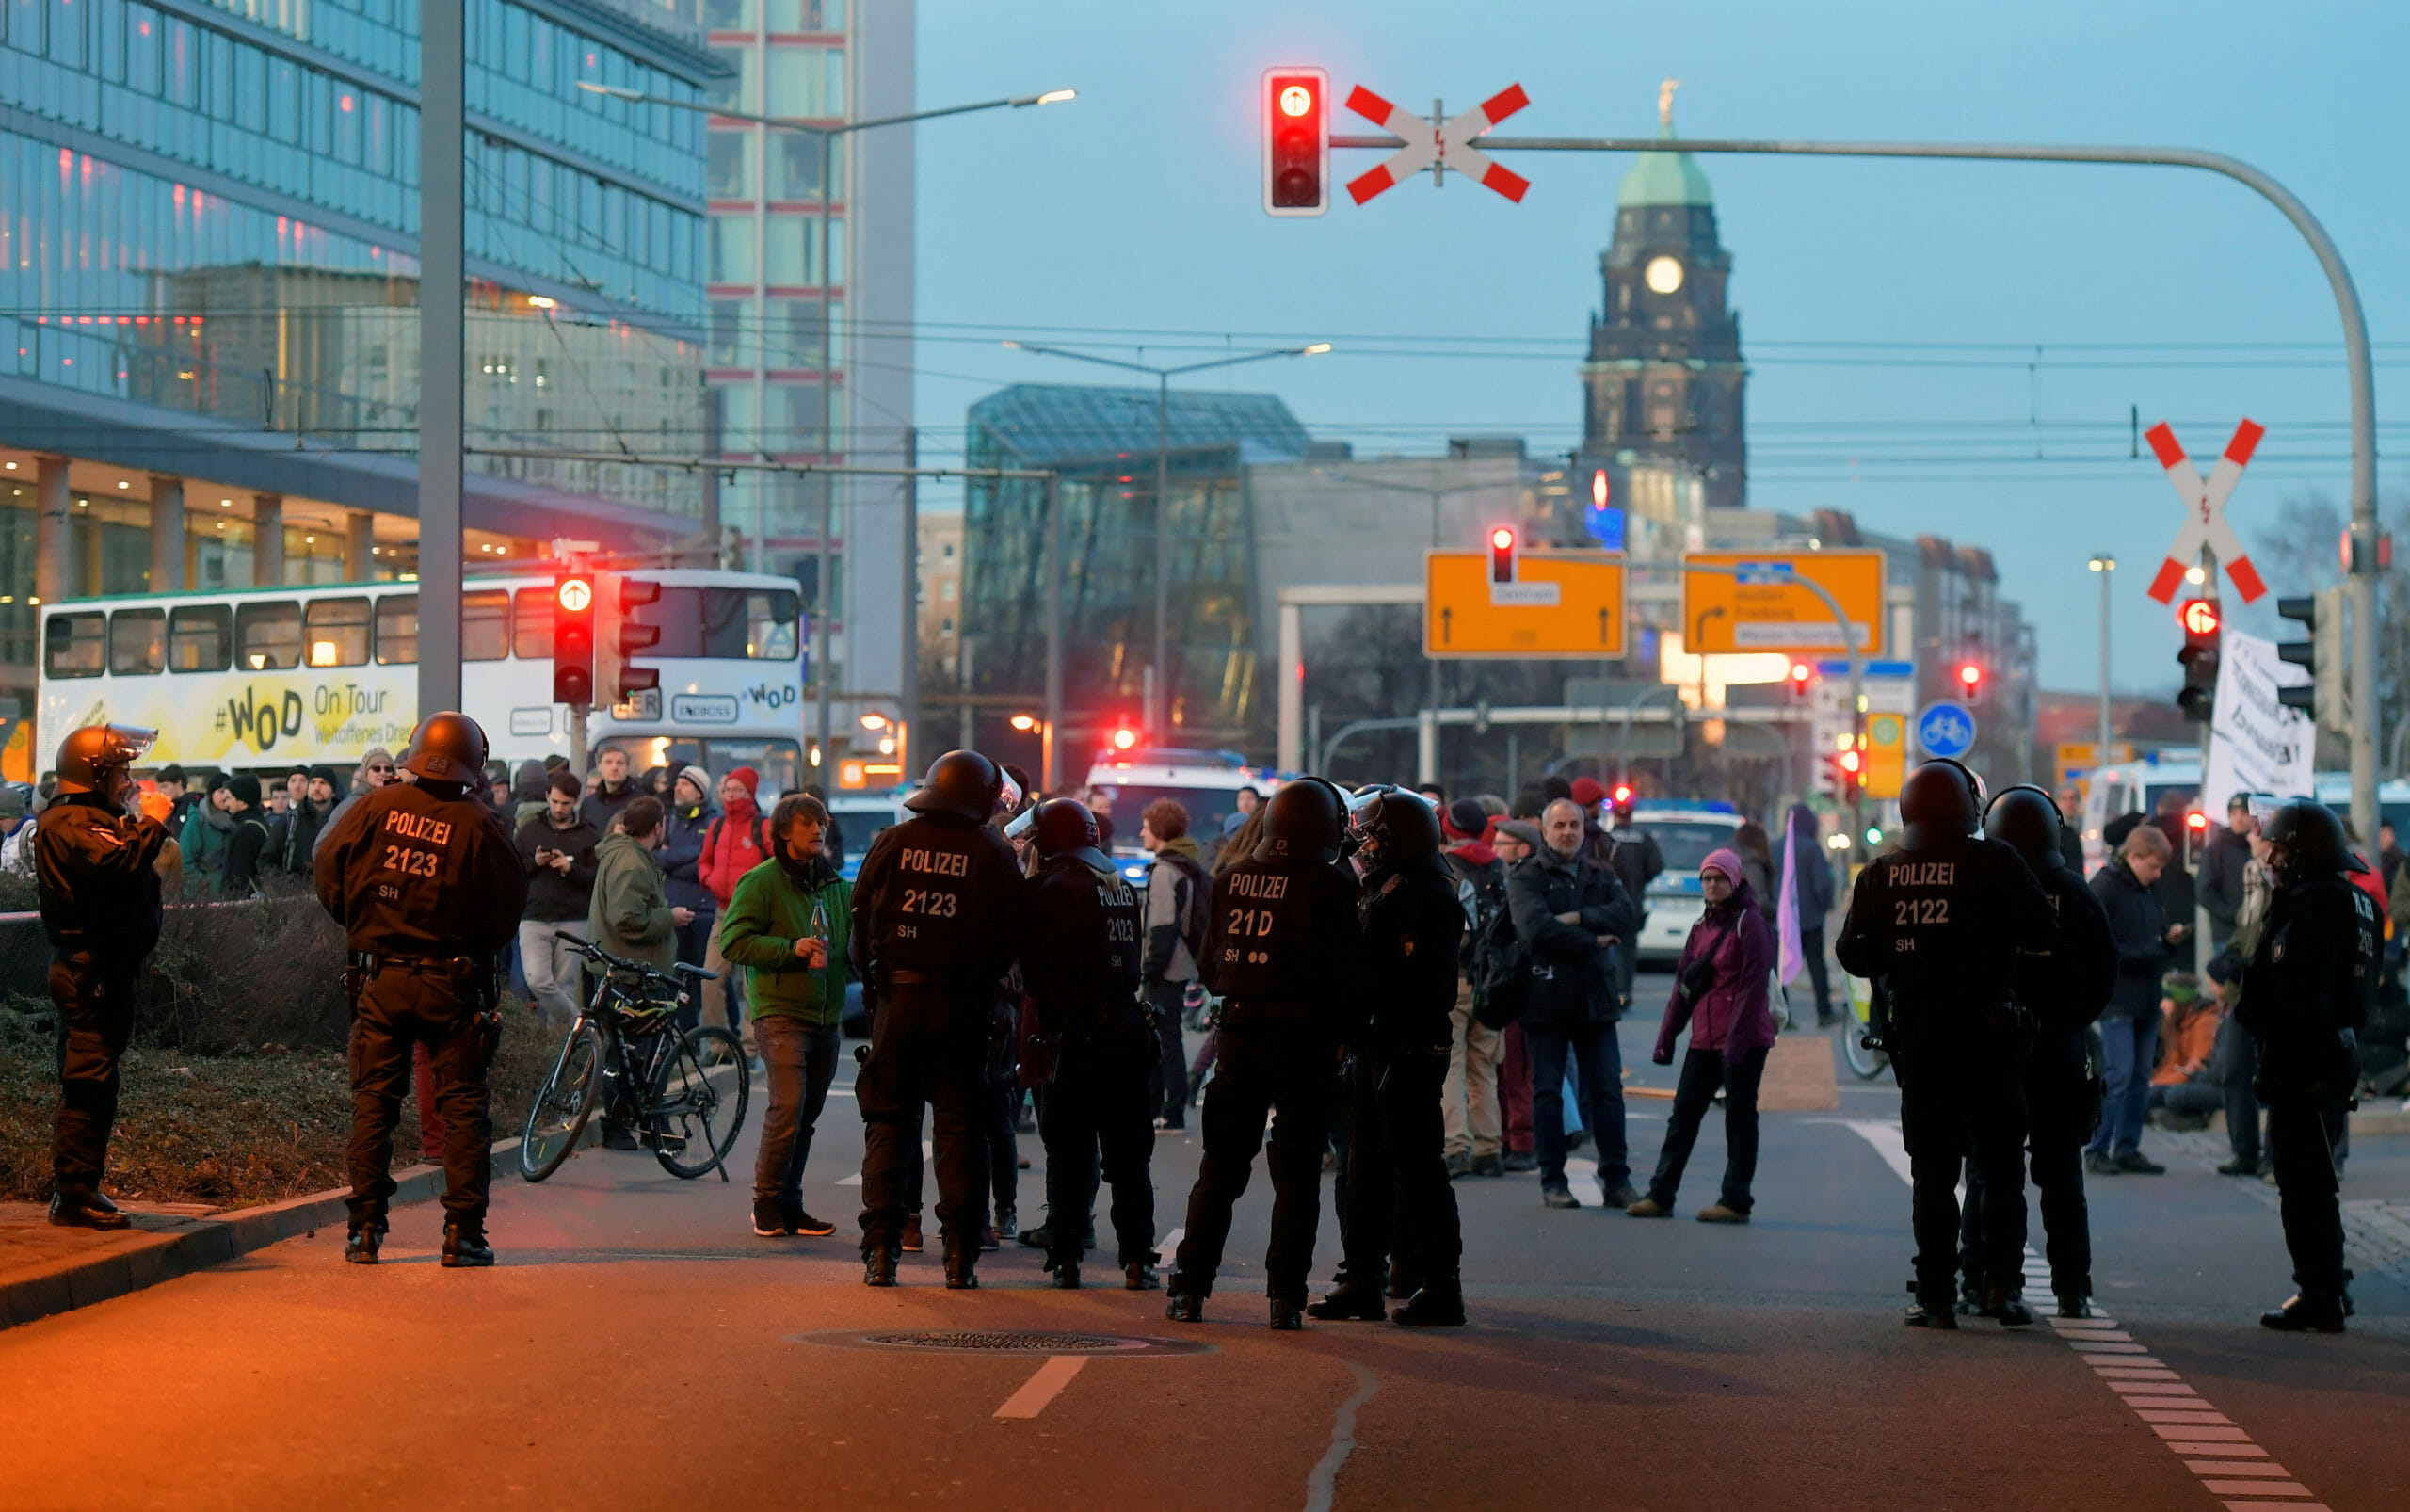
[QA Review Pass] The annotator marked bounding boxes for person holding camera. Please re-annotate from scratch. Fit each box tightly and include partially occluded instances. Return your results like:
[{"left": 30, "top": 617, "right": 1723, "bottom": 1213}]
[
  {"left": 1628, "top": 848, "right": 1777, "bottom": 1223},
  {"left": 513, "top": 771, "right": 602, "bottom": 1023}
]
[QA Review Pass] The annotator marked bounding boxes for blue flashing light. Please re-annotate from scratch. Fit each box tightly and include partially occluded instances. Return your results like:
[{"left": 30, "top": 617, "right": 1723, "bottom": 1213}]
[{"left": 1583, "top": 505, "right": 1626, "bottom": 551}]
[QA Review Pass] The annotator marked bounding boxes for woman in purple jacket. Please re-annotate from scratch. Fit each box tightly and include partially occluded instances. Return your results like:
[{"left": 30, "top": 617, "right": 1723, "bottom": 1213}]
[{"left": 1627, "top": 847, "right": 1778, "bottom": 1223}]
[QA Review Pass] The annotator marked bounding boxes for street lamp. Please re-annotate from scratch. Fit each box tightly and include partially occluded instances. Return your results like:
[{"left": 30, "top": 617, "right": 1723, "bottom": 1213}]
[
  {"left": 578, "top": 79, "right": 1074, "bottom": 768},
  {"left": 1010, "top": 711, "right": 1052, "bottom": 788},
  {"left": 2087, "top": 554, "right": 2115, "bottom": 776},
  {"left": 1003, "top": 338, "right": 1330, "bottom": 732}
]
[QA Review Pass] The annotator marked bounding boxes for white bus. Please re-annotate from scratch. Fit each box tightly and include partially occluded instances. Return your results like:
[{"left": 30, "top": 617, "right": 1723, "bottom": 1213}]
[{"left": 37, "top": 568, "right": 807, "bottom": 792}]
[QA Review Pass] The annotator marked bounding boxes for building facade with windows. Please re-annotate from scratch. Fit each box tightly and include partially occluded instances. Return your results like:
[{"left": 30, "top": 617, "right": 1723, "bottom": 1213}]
[
  {"left": 0, "top": 0, "right": 727, "bottom": 772},
  {"left": 699, "top": 0, "right": 913, "bottom": 760}
]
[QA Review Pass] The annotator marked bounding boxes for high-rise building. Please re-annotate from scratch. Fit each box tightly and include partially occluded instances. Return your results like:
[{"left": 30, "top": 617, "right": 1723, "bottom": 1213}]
[
  {"left": 0, "top": 0, "right": 727, "bottom": 740},
  {"left": 1579, "top": 86, "right": 1747, "bottom": 545},
  {"left": 700, "top": 0, "right": 913, "bottom": 759}
]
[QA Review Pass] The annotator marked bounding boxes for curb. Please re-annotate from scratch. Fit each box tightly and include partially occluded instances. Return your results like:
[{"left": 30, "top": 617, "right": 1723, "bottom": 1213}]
[{"left": 3, "top": 1096, "right": 627, "bottom": 1332}]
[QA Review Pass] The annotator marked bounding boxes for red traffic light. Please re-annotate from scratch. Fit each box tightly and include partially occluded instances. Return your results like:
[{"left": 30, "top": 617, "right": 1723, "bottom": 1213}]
[
  {"left": 1487, "top": 525, "right": 1516, "bottom": 584},
  {"left": 2186, "top": 810, "right": 2209, "bottom": 831},
  {"left": 1611, "top": 783, "right": 1633, "bottom": 806},
  {"left": 1957, "top": 662, "right": 1981, "bottom": 688},
  {"left": 555, "top": 576, "right": 592, "bottom": 613},
  {"left": 1262, "top": 68, "right": 1328, "bottom": 217},
  {"left": 552, "top": 571, "right": 595, "bottom": 707},
  {"left": 1111, "top": 725, "right": 1139, "bottom": 752},
  {"left": 1838, "top": 748, "right": 1862, "bottom": 775},
  {"left": 1591, "top": 469, "right": 1610, "bottom": 509},
  {"left": 2178, "top": 598, "right": 2221, "bottom": 638}
]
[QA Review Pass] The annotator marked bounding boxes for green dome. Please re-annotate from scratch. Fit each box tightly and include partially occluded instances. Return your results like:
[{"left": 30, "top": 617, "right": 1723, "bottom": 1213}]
[{"left": 1617, "top": 122, "right": 1714, "bottom": 209}]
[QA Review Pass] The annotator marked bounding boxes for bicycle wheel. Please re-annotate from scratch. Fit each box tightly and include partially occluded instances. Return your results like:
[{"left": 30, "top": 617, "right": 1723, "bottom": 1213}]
[
  {"left": 520, "top": 1023, "right": 606, "bottom": 1182},
  {"left": 650, "top": 1025, "right": 750, "bottom": 1180},
  {"left": 1843, "top": 1027, "right": 1888, "bottom": 1082}
]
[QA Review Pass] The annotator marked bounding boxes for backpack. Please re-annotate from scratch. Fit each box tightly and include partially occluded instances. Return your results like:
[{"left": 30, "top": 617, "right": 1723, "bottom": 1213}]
[{"left": 1473, "top": 901, "right": 1529, "bottom": 1029}]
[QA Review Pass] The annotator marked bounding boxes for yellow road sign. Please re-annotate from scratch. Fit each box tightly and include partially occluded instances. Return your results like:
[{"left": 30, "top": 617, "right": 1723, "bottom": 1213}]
[
  {"left": 1424, "top": 551, "right": 1626, "bottom": 659},
  {"left": 1680, "top": 550, "right": 1887, "bottom": 656},
  {"left": 1863, "top": 711, "right": 1907, "bottom": 800},
  {"left": 2055, "top": 741, "right": 2134, "bottom": 773}
]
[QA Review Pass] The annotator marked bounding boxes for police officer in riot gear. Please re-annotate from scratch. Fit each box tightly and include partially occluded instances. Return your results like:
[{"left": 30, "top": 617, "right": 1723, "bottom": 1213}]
[
  {"left": 315, "top": 713, "right": 526, "bottom": 1266},
  {"left": 1309, "top": 787, "right": 1467, "bottom": 1327},
  {"left": 1168, "top": 778, "right": 1367, "bottom": 1331},
  {"left": 2240, "top": 800, "right": 2379, "bottom": 1332},
  {"left": 1966, "top": 786, "right": 2118, "bottom": 1319},
  {"left": 1837, "top": 759, "right": 2056, "bottom": 1328},
  {"left": 1021, "top": 798, "right": 1156, "bottom": 1290},
  {"left": 852, "top": 750, "right": 1025, "bottom": 1289},
  {"left": 35, "top": 724, "right": 173, "bottom": 1230}
]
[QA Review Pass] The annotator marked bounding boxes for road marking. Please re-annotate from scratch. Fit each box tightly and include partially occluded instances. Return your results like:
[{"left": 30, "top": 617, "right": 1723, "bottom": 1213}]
[
  {"left": 1837, "top": 1119, "right": 2332, "bottom": 1510},
  {"left": 992, "top": 1355, "right": 1086, "bottom": 1420},
  {"left": 1156, "top": 1227, "right": 1184, "bottom": 1265},
  {"left": 837, "top": 1140, "right": 935, "bottom": 1188},
  {"left": 1302, "top": 1361, "right": 1379, "bottom": 1512}
]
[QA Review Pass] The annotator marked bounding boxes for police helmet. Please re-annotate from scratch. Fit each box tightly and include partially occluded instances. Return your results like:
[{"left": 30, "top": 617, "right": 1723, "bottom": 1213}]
[
  {"left": 53, "top": 724, "right": 156, "bottom": 801},
  {"left": 1254, "top": 779, "right": 1347, "bottom": 866},
  {"left": 1899, "top": 759, "right": 1983, "bottom": 850},
  {"left": 1983, "top": 784, "right": 2065, "bottom": 874},
  {"left": 2259, "top": 800, "right": 2364, "bottom": 881},
  {"left": 1350, "top": 786, "right": 1444, "bottom": 872},
  {"left": 1030, "top": 797, "right": 1111, "bottom": 872},
  {"left": 400, "top": 711, "right": 489, "bottom": 784},
  {"left": 905, "top": 749, "right": 1004, "bottom": 823}
]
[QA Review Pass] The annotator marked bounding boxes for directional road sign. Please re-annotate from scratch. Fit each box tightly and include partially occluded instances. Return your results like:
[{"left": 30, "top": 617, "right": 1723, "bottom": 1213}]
[
  {"left": 2144, "top": 419, "right": 2265, "bottom": 603},
  {"left": 1915, "top": 700, "right": 1977, "bottom": 760},
  {"left": 1425, "top": 551, "right": 1625, "bottom": 659},
  {"left": 1680, "top": 550, "right": 1887, "bottom": 656},
  {"left": 1344, "top": 83, "right": 1531, "bottom": 204}
]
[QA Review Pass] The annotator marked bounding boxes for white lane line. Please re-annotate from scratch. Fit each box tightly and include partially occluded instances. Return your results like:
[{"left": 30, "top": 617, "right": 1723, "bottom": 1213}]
[
  {"left": 1156, "top": 1226, "right": 1184, "bottom": 1265},
  {"left": 1836, "top": 1120, "right": 2332, "bottom": 1511},
  {"left": 992, "top": 1355, "right": 1087, "bottom": 1420},
  {"left": 1302, "top": 1361, "right": 1379, "bottom": 1512},
  {"left": 835, "top": 1139, "right": 934, "bottom": 1188}
]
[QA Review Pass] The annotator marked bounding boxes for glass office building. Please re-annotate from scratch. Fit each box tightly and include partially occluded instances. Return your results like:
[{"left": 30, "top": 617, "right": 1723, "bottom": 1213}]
[{"left": 0, "top": 0, "right": 726, "bottom": 764}]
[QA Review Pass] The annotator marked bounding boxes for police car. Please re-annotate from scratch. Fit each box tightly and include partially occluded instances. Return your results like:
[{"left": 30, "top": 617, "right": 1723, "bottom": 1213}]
[
  {"left": 827, "top": 791, "right": 910, "bottom": 883},
  {"left": 1084, "top": 748, "right": 1285, "bottom": 886},
  {"left": 1621, "top": 801, "right": 1745, "bottom": 968}
]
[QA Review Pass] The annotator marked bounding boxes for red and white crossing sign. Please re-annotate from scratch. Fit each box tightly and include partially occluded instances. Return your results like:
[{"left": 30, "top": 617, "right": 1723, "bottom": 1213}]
[
  {"left": 1343, "top": 83, "right": 1531, "bottom": 204},
  {"left": 2143, "top": 419, "right": 2267, "bottom": 603}
]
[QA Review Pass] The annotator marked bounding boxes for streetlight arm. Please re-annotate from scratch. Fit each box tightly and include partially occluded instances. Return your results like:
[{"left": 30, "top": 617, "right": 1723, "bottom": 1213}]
[
  {"left": 1002, "top": 340, "right": 1328, "bottom": 378},
  {"left": 576, "top": 82, "right": 1074, "bottom": 137}
]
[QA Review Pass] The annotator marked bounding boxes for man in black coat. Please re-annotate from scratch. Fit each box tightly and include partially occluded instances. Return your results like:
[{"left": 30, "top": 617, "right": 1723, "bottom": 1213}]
[
  {"left": 1508, "top": 797, "right": 1642, "bottom": 1211},
  {"left": 2197, "top": 795, "right": 2256, "bottom": 953},
  {"left": 2087, "top": 825, "right": 2186, "bottom": 1175}
]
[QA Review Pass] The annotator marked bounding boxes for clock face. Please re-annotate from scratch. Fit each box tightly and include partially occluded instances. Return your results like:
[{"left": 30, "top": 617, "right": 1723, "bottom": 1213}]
[{"left": 1644, "top": 255, "right": 1685, "bottom": 295}]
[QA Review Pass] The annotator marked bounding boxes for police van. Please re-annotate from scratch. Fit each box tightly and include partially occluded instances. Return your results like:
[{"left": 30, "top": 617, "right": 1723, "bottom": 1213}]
[
  {"left": 1083, "top": 748, "right": 1285, "bottom": 884},
  {"left": 1620, "top": 801, "right": 1745, "bottom": 968},
  {"left": 827, "top": 791, "right": 910, "bottom": 883}
]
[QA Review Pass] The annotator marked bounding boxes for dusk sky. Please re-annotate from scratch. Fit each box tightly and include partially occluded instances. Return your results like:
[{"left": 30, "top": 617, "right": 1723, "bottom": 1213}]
[{"left": 908, "top": 0, "right": 2406, "bottom": 693}]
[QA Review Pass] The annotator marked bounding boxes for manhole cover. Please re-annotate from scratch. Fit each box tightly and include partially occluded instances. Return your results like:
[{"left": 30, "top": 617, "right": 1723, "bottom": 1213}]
[{"left": 795, "top": 1328, "right": 1213, "bottom": 1357}]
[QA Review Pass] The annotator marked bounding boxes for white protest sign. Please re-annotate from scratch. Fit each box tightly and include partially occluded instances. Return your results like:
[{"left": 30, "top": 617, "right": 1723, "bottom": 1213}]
[{"left": 2204, "top": 628, "right": 2317, "bottom": 811}]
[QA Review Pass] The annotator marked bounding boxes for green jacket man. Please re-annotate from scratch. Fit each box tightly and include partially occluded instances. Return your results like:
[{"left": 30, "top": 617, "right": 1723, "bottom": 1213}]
[{"left": 586, "top": 796, "right": 683, "bottom": 973}]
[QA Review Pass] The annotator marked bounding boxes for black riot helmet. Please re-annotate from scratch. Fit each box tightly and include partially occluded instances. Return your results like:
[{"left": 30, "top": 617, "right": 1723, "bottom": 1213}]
[
  {"left": 53, "top": 723, "right": 155, "bottom": 807},
  {"left": 905, "top": 749, "right": 1004, "bottom": 823},
  {"left": 1899, "top": 759, "right": 1983, "bottom": 851},
  {"left": 2259, "top": 800, "right": 2364, "bottom": 883},
  {"left": 401, "top": 711, "right": 489, "bottom": 785},
  {"left": 1030, "top": 797, "right": 1110, "bottom": 872},
  {"left": 1350, "top": 786, "right": 1443, "bottom": 874},
  {"left": 1983, "top": 784, "right": 2065, "bottom": 874},
  {"left": 1254, "top": 779, "right": 1348, "bottom": 866}
]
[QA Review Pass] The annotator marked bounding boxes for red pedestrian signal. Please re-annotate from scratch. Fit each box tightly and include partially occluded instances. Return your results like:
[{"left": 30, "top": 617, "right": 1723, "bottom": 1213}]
[
  {"left": 553, "top": 573, "right": 595, "bottom": 707},
  {"left": 1262, "top": 68, "right": 1328, "bottom": 217},
  {"left": 1488, "top": 525, "right": 1516, "bottom": 584},
  {"left": 1956, "top": 660, "right": 1984, "bottom": 705},
  {"left": 1788, "top": 662, "right": 1815, "bottom": 701}
]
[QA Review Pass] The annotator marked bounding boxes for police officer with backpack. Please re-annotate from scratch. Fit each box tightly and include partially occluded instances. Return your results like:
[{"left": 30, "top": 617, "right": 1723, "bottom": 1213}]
[
  {"left": 1167, "top": 779, "right": 1367, "bottom": 1330},
  {"left": 1837, "top": 760, "right": 2056, "bottom": 1329},
  {"left": 1309, "top": 787, "right": 1467, "bottom": 1327},
  {"left": 1022, "top": 798, "right": 1157, "bottom": 1291},
  {"left": 314, "top": 713, "right": 527, "bottom": 1267},
  {"left": 851, "top": 750, "right": 1025, "bottom": 1290},
  {"left": 1964, "top": 786, "right": 2118, "bottom": 1321},
  {"left": 2241, "top": 800, "right": 2381, "bottom": 1332}
]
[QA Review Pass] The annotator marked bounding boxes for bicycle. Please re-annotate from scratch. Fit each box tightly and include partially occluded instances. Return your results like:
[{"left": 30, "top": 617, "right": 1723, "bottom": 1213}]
[
  {"left": 1842, "top": 971, "right": 1892, "bottom": 1082},
  {"left": 519, "top": 932, "right": 752, "bottom": 1183}
]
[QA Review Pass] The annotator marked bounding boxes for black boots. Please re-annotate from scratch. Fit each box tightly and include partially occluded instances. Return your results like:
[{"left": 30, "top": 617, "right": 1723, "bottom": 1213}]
[
  {"left": 345, "top": 1225, "right": 385, "bottom": 1265},
  {"left": 1048, "top": 1257, "right": 1081, "bottom": 1290},
  {"left": 1165, "top": 1281, "right": 1207, "bottom": 1323},
  {"left": 942, "top": 1232, "right": 979, "bottom": 1290},
  {"left": 1392, "top": 1276, "right": 1466, "bottom": 1327},
  {"left": 1904, "top": 1298, "right": 1958, "bottom": 1329},
  {"left": 48, "top": 1188, "right": 131, "bottom": 1231},
  {"left": 2259, "top": 1294, "right": 2347, "bottom": 1333},
  {"left": 1125, "top": 1261, "right": 1160, "bottom": 1291},
  {"left": 441, "top": 1222, "right": 493, "bottom": 1268},
  {"left": 1980, "top": 1283, "right": 2037, "bottom": 1327},
  {"left": 1307, "top": 1264, "right": 1390, "bottom": 1322},
  {"left": 864, "top": 1246, "right": 899, "bottom": 1287},
  {"left": 1270, "top": 1297, "right": 1305, "bottom": 1331}
]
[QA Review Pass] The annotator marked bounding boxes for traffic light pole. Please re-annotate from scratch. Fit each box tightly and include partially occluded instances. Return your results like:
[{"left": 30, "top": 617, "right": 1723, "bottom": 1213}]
[
  {"left": 1330, "top": 127, "right": 2380, "bottom": 842},
  {"left": 2197, "top": 544, "right": 2217, "bottom": 975}
]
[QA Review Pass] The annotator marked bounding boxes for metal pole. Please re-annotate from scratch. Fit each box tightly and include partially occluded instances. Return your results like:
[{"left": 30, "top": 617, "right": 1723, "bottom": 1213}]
[
  {"left": 1044, "top": 472, "right": 1064, "bottom": 793},
  {"left": 2097, "top": 559, "right": 2113, "bottom": 767},
  {"left": 900, "top": 427, "right": 918, "bottom": 775},
  {"left": 415, "top": 0, "right": 463, "bottom": 716},
  {"left": 2198, "top": 545, "right": 2217, "bottom": 973},
  {"left": 814, "top": 129, "right": 835, "bottom": 773},
  {"left": 1152, "top": 371, "right": 1169, "bottom": 735}
]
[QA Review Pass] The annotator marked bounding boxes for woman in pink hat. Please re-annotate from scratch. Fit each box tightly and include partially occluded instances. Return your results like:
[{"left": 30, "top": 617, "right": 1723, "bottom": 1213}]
[{"left": 1628, "top": 846, "right": 1778, "bottom": 1223}]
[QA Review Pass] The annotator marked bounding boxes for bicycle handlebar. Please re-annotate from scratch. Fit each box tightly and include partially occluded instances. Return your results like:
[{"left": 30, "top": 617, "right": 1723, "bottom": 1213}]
[{"left": 551, "top": 930, "right": 715, "bottom": 987}]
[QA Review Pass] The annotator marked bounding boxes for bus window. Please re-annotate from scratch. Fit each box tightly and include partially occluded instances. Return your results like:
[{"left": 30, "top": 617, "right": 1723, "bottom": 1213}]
[
  {"left": 169, "top": 604, "right": 232, "bottom": 671},
  {"left": 512, "top": 587, "right": 553, "bottom": 659},
  {"left": 375, "top": 595, "right": 418, "bottom": 664},
  {"left": 44, "top": 612, "right": 105, "bottom": 678},
  {"left": 236, "top": 602, "right": 302, "bottom": 670},
  {"left": 463, "top": 590, "right": 509, "bottom": 661},
  {"left": 304, "top": 597, "right": 371, "bottom": 668},
  {"left": 707, "top": 587, "right": 799, "bottom": 659},
  {"left": 108, "top": 608, "right": 167, "bottom": 675}
]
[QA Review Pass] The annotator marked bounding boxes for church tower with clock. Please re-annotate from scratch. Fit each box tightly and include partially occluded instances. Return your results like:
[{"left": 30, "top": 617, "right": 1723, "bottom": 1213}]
[{"left": 1581, "top": 83, "right": 1748, "bottom": 523}]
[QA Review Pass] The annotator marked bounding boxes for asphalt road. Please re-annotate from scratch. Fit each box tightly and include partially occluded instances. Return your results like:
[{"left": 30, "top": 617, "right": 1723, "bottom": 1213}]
[{"left": 2, "top": 973, "right": 2404, "bottom": 1511}]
